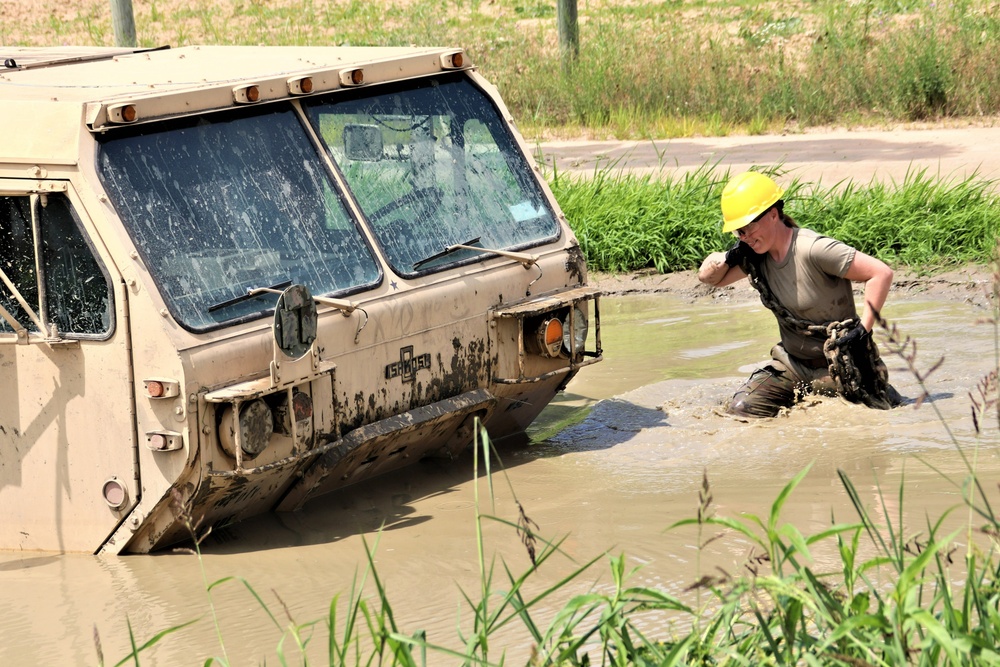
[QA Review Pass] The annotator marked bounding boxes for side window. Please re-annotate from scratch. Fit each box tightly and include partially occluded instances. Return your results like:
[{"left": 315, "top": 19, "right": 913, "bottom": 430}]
[
  {"left": 0, "top": 196, "right": 39, "bottom": 333},
  {"left": 0, "top": 193, "right": 112, "bottom": 337}
]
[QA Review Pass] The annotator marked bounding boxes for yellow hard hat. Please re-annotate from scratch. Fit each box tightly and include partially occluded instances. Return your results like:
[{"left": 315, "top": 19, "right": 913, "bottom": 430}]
[{"left": 721, "top": 171, "right": 784, "bottom": 233}]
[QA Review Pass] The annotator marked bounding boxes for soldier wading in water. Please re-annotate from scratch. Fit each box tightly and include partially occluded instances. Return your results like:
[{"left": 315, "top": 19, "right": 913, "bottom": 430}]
[{"left": 698, "top": 171, "right": 903, "bottom": 418}]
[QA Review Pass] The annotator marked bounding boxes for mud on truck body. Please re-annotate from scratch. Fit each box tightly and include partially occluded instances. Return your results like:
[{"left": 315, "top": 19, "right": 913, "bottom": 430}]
[{"left": 0, "top": 45, "right": 602, "bottom": 553}]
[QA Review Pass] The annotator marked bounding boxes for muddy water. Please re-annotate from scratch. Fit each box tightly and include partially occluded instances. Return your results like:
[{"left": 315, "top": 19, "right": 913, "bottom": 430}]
[{"left": 2, "top": 294, "right": 998, "bottom": 665}]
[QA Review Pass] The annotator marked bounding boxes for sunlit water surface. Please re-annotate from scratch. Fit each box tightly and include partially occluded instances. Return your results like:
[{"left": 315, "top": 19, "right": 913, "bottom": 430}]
[{"left": 2, "top": 294, "right": 997, "bottom": 664}]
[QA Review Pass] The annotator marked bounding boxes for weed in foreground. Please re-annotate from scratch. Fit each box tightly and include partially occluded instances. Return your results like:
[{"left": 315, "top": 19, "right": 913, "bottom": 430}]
[
  {"left": 107, "top": 259, "right": 1000, "bottom": 665},
  {"left": 658, "top": 258, "right": 1000, "bottom": 666}
]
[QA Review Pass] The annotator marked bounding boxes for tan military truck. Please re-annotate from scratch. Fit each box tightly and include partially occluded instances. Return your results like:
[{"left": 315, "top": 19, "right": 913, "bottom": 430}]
[{"left": 0, "top": 45, "right": 601, "bottom": 554}]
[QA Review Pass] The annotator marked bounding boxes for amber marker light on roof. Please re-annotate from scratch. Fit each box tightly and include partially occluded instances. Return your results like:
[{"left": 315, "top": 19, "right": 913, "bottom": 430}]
[
  {"left": 441, "top": 51, "right": 465, "bottom": 69},
  {"left": 233, "top": 84, "right": 261, "bottom": 104},
  {"left": 340, "top": 69, "right": 365, "bottom": 86},
  {"left": 288, "top": 76, "right": 314, "bottom": 95},
  {"left": 108, "top": 103, "right": 138, "bottom": 124}
]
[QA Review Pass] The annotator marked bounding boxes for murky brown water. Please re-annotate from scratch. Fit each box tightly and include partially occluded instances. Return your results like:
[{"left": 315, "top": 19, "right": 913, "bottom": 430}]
[{"left": 2, "top": 294, "right": 997, "bottom": 664}]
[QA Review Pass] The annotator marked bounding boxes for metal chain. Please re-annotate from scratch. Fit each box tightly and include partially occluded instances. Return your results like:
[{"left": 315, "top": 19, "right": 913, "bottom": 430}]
[{"left": 739, "top": 255, "right": 898, "bottom": 410}]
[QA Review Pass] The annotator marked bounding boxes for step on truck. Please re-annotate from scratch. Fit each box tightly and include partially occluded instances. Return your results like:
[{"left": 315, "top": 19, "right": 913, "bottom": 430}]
[{"left": 0, "top": 45, "right": 602, "bottom": 553}]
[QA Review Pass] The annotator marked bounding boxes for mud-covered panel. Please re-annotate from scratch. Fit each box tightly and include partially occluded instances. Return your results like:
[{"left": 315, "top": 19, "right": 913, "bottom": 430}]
[
  {"left": 564, "top": 244, "right": 587, "bottom": 285},
  {"left": 131, "top": 465, "right": 301, "bottom": 552},
  {"left": 342, "top": 333, "right": 495, "bottom": 432},
  {"left": 278, "top": 389, "right": 495, "bottom": 511}
]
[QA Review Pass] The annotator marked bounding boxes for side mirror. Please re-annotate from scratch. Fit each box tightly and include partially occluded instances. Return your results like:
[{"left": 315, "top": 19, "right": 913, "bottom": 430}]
[
  {"left": 344, "top": 124, "right": 383, "bottom": 162},
  {"left": 273, "top": 284, "right": 317, "bottom": 360}
]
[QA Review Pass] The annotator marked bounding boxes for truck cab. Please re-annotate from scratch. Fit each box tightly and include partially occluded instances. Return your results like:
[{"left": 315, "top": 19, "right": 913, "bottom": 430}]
[{"left": 0, "top": 45, "right": 601, "bottom": 553}]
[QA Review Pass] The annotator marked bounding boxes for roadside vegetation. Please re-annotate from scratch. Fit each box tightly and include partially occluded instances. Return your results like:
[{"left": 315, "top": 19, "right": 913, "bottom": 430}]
[
  {"left": 551, "top": 164, "right": 1000, "bottom": 273},
  {"left": 6, "top": 0, "right": 1000, "bottom": 139}
]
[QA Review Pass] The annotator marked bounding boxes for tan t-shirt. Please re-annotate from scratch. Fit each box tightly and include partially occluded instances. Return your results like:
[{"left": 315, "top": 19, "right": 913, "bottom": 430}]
[{"left": 760, "top": 227, "right": 857, "bottom": 360}]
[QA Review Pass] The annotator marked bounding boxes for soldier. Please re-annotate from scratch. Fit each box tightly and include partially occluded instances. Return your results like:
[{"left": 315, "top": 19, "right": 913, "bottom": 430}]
[{"left": 698, "top": 171, "right": 902, "bottom": 417}]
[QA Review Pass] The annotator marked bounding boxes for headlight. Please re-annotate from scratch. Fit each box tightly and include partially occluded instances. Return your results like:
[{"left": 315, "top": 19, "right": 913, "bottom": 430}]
[
  {"left": 562, "top": 305, "right": 588, "bottom": 355},
  {"left": 219, "top": 399, "right": 274, "bottom": 460},
  {"left": 532, "top": 316, "right": 564, "bottom": 358}
]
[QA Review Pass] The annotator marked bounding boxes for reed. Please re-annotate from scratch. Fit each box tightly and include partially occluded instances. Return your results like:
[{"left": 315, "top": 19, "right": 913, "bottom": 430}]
[{"left": 549, "top": 164, "right": 1000, "bottom": 274}]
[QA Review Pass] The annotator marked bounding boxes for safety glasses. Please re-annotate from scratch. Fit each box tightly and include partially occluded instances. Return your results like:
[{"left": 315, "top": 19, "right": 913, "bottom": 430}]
[{"left": 732, "top": 207, "right": 771, "bottom": 239}]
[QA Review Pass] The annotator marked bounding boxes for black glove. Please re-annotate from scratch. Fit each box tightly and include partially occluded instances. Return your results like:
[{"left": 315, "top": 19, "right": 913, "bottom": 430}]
[
  {"left": 835, "top": 322, "right": 871, "bottom": 351},
  {"left": 836, "top": 322, "right": 880, "bottom": 394},
  {"left": 723, "top": 241, "right": 752, "bottom": 267}
]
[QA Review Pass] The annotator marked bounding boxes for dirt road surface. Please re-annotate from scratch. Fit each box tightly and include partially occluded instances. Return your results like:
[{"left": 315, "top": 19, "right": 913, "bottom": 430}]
[{"left": 535, "top": 125, "right": 1000, "bottom": 186}]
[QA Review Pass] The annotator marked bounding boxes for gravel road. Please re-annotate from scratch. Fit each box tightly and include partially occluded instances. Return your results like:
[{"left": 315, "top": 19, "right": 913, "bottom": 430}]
[{"left": 534, "top": 125, "right": 1000, "bottom": 187}]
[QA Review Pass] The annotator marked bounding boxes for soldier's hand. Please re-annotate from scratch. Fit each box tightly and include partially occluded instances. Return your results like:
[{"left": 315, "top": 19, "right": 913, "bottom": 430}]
[{"left": 835, "top": 322, "right": 870, "bottom": 351}]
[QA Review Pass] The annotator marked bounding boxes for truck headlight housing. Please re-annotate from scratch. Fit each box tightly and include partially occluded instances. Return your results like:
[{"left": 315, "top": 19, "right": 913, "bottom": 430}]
[
  {"left": 532, "top": 317, "right": 564, "bottom": 358},
  {"left": 562, "top": 305, "right": 588, "bottom": 356},
  {"left": 219, "top": 399, "right": 274, "bottom": 460}
]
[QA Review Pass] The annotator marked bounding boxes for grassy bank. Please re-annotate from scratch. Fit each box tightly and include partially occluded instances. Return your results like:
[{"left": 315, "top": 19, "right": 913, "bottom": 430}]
[
  {"left": 7, "top": 0, "right": 1000, "bottom": 138},
  {"left": 550, "top": 165, "right": 1000, "bottom": 274}
]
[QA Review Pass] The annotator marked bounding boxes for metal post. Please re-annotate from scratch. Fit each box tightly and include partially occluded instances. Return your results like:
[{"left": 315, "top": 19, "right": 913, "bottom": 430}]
[
  {"left": 110, "top": 0, "right": 137, "bottom": 47},
  {"left": 557, "top": 0, "right": 579, "bottom": 70}
]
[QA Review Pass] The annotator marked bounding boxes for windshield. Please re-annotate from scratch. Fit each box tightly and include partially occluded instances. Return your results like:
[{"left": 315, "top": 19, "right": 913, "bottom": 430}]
[
  {"left": 302, "top": 75, "right": 559, "bottom": 275},
  {"left": 97, "top": 105, "right": 381, "bottom": 331}
]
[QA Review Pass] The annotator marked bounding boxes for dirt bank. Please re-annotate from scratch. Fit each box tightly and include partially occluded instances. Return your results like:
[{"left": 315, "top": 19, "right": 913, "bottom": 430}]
[{"left": 590, "top": 264, "right": 997, "bottom": 310}]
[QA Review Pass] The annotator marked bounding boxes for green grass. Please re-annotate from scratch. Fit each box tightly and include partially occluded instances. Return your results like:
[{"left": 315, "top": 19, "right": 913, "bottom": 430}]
[
  {"left": 10, "top": 0, "right": 1000, "bottom": 138},
  {"left": 549, "top": 164, "right": 1000, "bottom": 273}
]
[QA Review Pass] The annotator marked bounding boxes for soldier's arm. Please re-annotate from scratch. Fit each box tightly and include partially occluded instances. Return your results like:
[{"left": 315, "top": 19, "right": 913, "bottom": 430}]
[
  {"left": 843, "top": 251, "right": 893, "bottom": 331},
  {"left": 698, "top": 251, "right": 747, "bottom": 287}
]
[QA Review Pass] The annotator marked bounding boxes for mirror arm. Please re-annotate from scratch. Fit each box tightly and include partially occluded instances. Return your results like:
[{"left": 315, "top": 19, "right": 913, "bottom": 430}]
[{"left": 313, "top": 295, "right": 357, "bottom": 315}]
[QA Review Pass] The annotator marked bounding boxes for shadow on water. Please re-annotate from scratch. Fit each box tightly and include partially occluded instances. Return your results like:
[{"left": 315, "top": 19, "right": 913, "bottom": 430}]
[
  {"left": 198, "top": 433, "right": 548, "bottom": 554},
  {"left": 0, "top": 554, "right": 61, "bottom": 572},
  {"left": 202, "top": 392, "right": 670, "bottom": 555},
  {"left": 530, "top": 398, "right": 670, "bottom": 455}
]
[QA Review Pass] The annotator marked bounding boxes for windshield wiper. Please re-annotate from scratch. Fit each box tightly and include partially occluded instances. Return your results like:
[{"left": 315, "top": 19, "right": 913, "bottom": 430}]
[
  {"left": 411, "top": 237, "right": 540, "bottom": 271},
  {"left": 412, "top": 237, "right": 483, "bottom": 270},
  {"left": 207, "top": 279, "right": 292, "bottom": 313}
]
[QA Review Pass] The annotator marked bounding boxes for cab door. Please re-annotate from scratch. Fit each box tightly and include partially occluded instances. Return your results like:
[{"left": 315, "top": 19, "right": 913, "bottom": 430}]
[{"left": 0, "top": 181, "right": 138, "bottom": 552}]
